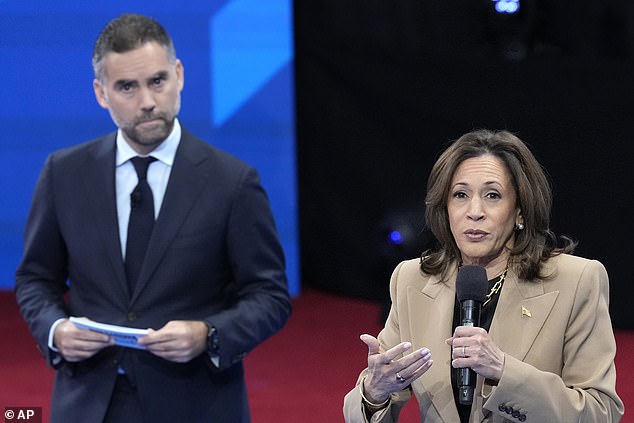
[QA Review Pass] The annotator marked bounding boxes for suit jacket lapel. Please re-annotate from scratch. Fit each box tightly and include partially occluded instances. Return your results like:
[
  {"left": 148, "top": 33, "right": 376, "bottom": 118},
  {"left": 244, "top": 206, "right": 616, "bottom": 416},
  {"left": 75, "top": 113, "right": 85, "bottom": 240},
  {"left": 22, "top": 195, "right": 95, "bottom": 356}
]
[
  {"left": 490, "top": 273, "right": 559, "bottom": 361},
  {"left": 408, "top": 269, "right": 461, "bottom": 423},
  {"left": 130, "top": 131, "right": 209, "bottom": 303},
  {"left": 84, "top": 134, "right": 129, "bottom": 299}
]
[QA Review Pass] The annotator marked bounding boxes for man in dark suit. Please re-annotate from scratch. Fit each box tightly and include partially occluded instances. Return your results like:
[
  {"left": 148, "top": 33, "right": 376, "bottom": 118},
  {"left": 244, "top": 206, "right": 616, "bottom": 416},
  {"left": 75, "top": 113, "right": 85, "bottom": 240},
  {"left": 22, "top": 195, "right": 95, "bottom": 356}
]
[{"left": 15, "top": 13, "right": 291, "bottom": 423}]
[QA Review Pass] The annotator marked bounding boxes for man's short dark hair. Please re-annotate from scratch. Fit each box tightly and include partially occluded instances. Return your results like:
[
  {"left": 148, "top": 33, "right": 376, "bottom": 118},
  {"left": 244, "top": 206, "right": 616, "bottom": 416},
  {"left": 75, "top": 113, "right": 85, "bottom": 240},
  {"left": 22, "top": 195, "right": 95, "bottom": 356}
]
[{"left": 92, "top": 13, "right": 176, "bottom": 81}]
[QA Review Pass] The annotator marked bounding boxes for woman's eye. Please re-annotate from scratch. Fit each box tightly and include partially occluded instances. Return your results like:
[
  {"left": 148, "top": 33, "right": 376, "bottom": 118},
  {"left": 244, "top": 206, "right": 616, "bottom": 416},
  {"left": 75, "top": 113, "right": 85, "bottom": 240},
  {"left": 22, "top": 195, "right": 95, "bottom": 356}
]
[
  {"left": 485, "top": 192, "right": 501, "bottom": 200},
  {"left": 453, "top": 191, "right": 467, "bottom": 199}
]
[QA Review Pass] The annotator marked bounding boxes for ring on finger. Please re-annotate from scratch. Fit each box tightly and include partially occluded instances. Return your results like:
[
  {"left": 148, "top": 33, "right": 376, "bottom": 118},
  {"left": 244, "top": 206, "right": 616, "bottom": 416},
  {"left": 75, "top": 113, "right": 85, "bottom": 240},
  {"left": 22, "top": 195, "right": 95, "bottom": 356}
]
[
  {"left": 395, "top": 372, "right": 406, "bottom": 383},
  {"left": 462, "top": 346, "right": 467, "bottom": 357}
]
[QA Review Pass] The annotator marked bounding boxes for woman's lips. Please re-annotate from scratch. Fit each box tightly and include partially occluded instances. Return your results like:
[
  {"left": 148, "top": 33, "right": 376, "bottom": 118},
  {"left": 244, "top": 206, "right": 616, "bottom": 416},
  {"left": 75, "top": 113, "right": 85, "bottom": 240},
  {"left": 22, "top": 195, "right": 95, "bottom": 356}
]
[{"left": 464, "top": 229, "right": 488, "bottom": 241}]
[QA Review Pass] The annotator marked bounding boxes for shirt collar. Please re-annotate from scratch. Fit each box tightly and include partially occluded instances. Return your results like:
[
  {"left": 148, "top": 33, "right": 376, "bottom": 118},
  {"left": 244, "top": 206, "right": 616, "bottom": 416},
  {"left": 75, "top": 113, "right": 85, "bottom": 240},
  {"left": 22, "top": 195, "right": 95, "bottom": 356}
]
[{"left": 116, "top": 118, "right": 181, "bottom": 166}]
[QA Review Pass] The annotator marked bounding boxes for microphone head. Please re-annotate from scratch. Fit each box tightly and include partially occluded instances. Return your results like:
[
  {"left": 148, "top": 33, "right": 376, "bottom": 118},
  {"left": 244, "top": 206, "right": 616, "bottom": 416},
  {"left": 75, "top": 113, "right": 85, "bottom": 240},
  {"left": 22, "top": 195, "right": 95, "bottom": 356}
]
[{"left": 456, "top": 265, "right": 488, "bottom": 303}]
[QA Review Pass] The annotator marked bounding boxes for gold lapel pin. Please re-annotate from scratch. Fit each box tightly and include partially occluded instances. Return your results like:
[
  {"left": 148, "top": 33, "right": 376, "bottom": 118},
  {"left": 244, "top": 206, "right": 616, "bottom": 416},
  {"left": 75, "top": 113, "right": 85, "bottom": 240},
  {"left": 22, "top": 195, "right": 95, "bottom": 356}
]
[{"left": 521, "top": 306, "right": 532, "bottom": 317}]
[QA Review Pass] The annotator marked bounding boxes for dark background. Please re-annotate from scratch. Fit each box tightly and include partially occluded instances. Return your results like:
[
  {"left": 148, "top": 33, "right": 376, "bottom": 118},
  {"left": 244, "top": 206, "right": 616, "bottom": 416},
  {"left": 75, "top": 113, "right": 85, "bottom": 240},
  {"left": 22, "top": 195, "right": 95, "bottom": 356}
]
[{"left": 294, "top": 1, "right": 634, "bottom": 328}]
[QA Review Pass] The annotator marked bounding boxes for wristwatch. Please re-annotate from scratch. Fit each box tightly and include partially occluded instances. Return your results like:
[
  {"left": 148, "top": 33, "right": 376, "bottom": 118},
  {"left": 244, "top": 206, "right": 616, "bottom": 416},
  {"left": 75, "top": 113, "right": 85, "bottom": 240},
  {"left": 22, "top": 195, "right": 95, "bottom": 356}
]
[{"left": 206, "top": 324, "right": 219, "bottom": 355}]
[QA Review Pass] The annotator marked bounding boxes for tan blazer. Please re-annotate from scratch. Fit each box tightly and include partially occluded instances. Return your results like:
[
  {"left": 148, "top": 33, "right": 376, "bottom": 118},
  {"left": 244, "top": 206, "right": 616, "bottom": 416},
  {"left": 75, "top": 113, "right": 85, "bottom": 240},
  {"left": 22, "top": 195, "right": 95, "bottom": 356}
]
[{"left": 344, "top": 254, "right": 624, "bottom": 422}]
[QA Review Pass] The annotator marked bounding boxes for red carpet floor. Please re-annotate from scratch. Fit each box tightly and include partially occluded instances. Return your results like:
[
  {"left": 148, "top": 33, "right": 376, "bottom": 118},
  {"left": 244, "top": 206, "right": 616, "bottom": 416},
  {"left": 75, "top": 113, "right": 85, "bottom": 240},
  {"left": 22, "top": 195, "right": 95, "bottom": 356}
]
[{"left": 1, "top": 290, "right": 632, "bottom": 422}]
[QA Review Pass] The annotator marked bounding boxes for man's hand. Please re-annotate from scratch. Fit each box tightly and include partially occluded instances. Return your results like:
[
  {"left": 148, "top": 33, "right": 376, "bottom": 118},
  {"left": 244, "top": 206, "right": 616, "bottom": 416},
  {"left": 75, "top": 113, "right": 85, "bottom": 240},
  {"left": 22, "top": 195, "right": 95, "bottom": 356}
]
[
  {"left": 137, "top": 320, "right": 208, "bottom": 363},
  {"left": 54, "top": 319, "right": 115, "bottom": 362}
]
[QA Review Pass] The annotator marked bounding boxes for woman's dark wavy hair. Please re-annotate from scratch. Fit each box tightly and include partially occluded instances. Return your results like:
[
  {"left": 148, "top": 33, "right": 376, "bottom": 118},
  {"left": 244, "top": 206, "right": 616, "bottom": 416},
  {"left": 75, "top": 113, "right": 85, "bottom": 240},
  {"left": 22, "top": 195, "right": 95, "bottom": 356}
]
[{"left": 421, "top": 129, "right": 576, "bottom": 281}]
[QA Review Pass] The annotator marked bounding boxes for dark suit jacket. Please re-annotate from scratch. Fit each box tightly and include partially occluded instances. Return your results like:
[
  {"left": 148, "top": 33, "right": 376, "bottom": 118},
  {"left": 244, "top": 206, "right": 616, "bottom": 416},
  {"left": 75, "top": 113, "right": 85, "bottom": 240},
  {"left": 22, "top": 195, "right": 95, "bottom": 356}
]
[{"left": 15, "top": 128, "right": 291, "bottom": 423}]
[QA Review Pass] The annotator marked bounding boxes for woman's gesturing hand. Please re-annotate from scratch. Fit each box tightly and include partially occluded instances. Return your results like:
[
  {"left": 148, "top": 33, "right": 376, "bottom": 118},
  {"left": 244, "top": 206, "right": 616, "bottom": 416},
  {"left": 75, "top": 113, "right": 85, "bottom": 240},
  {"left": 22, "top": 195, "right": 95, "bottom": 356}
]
[{"left": 360, "top": 334, "right": 433, "bottom": 404}]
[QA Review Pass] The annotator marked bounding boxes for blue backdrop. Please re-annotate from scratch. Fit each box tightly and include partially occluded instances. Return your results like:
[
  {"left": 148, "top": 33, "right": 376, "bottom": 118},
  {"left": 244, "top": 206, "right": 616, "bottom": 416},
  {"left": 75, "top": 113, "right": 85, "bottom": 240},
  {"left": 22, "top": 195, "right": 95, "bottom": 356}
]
[{"left": 0, "top": 1, "right": 299, "bottom": 295}]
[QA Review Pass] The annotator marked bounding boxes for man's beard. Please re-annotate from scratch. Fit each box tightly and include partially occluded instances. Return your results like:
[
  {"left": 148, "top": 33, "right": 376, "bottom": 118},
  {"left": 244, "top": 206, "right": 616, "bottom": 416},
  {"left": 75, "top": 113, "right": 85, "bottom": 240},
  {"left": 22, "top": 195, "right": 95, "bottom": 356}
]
[{"left": 117, "top": 111, "right": 176, "bottom": 149}]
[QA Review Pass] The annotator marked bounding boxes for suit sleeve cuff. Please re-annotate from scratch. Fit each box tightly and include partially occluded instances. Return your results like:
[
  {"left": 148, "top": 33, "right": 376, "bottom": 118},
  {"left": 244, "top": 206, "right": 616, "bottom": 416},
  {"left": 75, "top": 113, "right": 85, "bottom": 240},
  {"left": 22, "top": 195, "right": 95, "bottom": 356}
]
[{"left": 48, "top": 318, "right": 67, "bottom": 352}]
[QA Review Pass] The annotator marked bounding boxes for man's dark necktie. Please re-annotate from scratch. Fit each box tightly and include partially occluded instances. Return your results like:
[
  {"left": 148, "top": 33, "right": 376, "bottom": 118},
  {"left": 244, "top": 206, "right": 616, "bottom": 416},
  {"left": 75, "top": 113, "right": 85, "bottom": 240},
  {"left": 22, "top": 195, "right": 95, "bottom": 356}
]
[{"left": 125, "top": 156, "right": 157, "bottom": 294}]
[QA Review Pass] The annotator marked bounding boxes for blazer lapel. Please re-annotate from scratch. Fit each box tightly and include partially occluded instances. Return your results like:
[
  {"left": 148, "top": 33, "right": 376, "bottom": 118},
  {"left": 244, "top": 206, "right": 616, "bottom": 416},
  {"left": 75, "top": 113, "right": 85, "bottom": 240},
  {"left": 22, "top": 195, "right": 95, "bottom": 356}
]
[
  {"left": 130, "top": 133, "right": 209, "bottom": 304},
  {"left": 489, "top": 273, "right": 559, "bottom": 361},
  {"left": 408, "top": 269, "right": 461, "bottom": 423},
  {"left": 84, "top": 134, "right": 129, "bottom": 298}
]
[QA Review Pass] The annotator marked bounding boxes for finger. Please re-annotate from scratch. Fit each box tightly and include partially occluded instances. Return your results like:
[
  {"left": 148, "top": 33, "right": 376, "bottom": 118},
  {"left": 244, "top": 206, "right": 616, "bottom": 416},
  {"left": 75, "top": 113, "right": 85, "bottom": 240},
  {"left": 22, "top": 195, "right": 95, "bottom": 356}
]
[
  {"left": 79, "top": 330, "right": 112, "bottom": 343},
  {"left": 58, "top": 324, "right": 110, "bottom": 349},
  {"left": 67, "top": 322, "right": 113, "bottom": 343},
  {"left": 406, "top": 357, "right": 434, "bottom": 381},
  {"left": 59, "top": 336, "right": 113, "bottom": 361},
  {"left": 399, "top": 347, "right": 432, "bottom": 368},
  {"left": 142, "top": 331, "right": 191, "bottom": 349},
  {"left": 142, "top": 341, "right": 170, "bottom": 354},
  {"left": 137, "top": 331, "right": 169, "bottom": 346},
  {"left": 135, "top": 334, "right": 153, "bottom": 346},
  {"left": 393, "top": 350, "right": 434, "bottom": 383},
  {"left": 360, "top": 334, "right": 381, "bottom": 355},
  {"left": 76, "top": 335, "right": 114, "bottom": 348},
  {"left": 450, "top": 344, "right": 474, "bottom": 368},
  {"left": 394, "top": 348, "right": 431, "bottom": 374},
  {"left": 380, "top": 341, "right": 412, "bottom": 363},
  {"left": 144, "top": 340, "right": 197, "bottom": 363},
  {"left": 452, "top": 345, "right": 468, "bottom": 360},
  {"left": 141, "top": 337, "right": 185, "bottom": 358},
  {"left": 454, "top": 325, "right": 485, "bottom": 337}
]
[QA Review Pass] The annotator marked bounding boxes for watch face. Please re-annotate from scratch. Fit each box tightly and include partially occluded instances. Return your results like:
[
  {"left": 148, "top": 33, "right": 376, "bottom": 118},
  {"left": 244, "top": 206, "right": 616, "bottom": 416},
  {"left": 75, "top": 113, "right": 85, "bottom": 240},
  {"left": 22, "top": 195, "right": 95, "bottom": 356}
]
[{"left": 207, "top": 325, "right": 219, "bottom": 352}]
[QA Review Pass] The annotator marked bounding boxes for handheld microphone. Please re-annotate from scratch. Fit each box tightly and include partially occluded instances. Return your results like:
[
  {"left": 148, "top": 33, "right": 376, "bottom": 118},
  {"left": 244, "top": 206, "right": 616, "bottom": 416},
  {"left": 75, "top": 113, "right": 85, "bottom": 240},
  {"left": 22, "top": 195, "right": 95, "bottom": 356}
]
[{"left": 455, "top": 265, "right": 488, "bottom": 405}]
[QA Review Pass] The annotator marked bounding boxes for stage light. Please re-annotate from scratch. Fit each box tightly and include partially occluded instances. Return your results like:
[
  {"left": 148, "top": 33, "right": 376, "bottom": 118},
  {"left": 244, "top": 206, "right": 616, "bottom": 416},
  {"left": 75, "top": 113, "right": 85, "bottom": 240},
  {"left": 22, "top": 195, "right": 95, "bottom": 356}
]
[
  {"left": 492, "top": 0, "right": 520, "bottom": 15},
  {"left": 377, "top": 206, "right": 432, "bottom": 261},
  {"left": 482, "top": 0, "right": 535, "bottom": 60},
  {"left": 387, "top": 230, "right": 404, "bottom": 245}
]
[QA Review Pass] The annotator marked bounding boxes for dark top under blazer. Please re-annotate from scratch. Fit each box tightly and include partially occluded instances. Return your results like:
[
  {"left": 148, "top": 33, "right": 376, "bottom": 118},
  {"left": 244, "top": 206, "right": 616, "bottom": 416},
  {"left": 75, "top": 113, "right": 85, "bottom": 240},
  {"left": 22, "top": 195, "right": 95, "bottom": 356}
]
[{"left": 15, "top": 128, "right": 291, "bottom": 423}]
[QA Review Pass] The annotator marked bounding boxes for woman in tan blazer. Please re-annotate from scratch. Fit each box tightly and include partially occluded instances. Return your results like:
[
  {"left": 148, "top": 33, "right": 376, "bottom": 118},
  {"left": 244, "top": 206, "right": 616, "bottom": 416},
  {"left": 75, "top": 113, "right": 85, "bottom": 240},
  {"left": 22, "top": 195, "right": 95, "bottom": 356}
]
[{"left": 343, "top": 130, "right": 624, "bottom": 422}]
